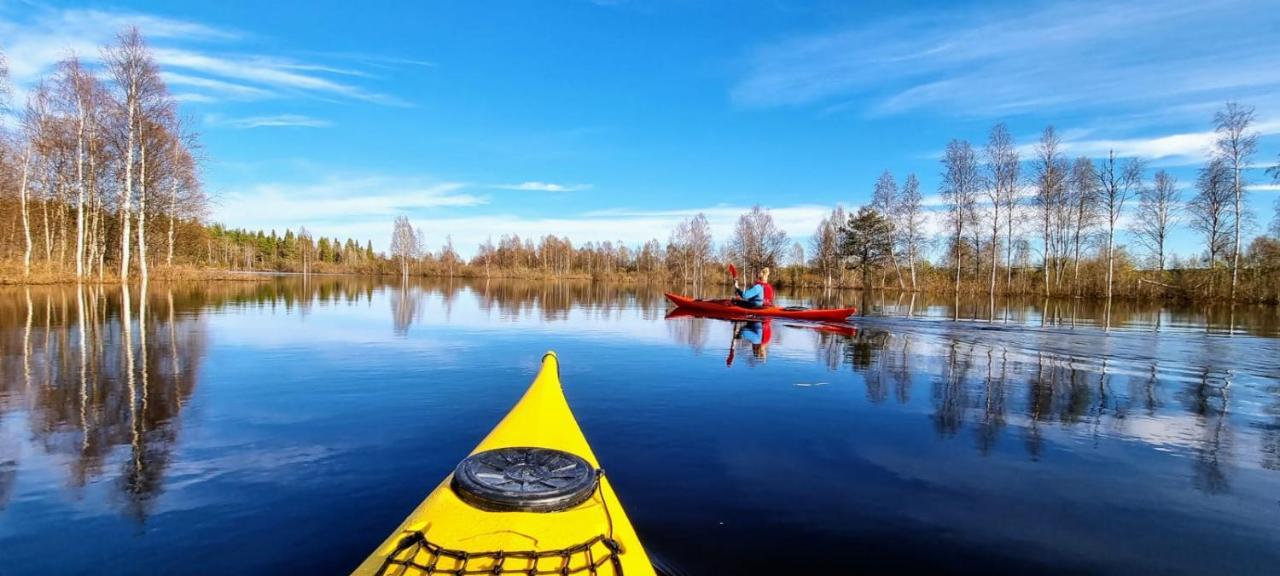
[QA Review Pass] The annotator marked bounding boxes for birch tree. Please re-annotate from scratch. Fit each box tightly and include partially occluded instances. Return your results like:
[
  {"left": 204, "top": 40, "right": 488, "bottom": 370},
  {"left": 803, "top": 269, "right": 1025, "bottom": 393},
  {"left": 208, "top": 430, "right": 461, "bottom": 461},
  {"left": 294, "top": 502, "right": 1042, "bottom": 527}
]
[
  {"left": 810, "top": 206, "right": 845, "bottom": 287},
  {"left": 872, "top": 170, "right": 904, "bottom": 289},
  {"left": 941, "top": 140, "right": 980, "bottom": 293},
  {"left": 1095, "top": 150, "right": 1143, "bottom": 301},
  {"left": 1032, "top": 127, "right": 1067, "bottom": 297},
  {"left": 1067, "top": 157, "right": 1098, "bottom": 295},
  {"left": 55, "top": 57, "right": 95, "bottom": 279},
  {"left": 1213, "top": 102, "right": 1258, "bottom": 301},
  {"left": 896, "top": 174, "right": 926, "bottom": 290},
  {"left": 1134, "top": 170, "right": 1180, "bottom": 272},
  {"left": 729, "top": 205, "right": 788, "bottom": 278},
  {"left": 984, "top": 124, "right": 1018, "bottom": 297},
  {"left": 104, "top": 27, "right": 151, "bottom": 280},
  {"left": 390, "top": 216, "right": 417, "bottom": 280},
  {"left": 1189, "top": 159, "right": 1233, "bottom": 295}
]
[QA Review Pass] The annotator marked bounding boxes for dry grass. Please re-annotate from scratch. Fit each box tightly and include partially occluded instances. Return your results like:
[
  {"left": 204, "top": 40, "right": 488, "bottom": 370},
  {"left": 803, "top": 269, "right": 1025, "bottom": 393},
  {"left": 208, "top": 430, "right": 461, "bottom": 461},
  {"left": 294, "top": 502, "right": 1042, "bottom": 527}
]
[{"left": 0, "top": 262, "right": 276, "bottom": 285}]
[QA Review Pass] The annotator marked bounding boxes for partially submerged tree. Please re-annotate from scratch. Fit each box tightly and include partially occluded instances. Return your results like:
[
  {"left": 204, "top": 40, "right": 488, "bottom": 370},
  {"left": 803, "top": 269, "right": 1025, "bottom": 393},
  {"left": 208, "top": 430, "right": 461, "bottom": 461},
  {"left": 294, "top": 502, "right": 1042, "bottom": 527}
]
[
  {"left": 1031, "top": 127, "right": 1067, "bottom": 297},
  {"left": 1134, "top": 170, "right": 1180, "bottom": 272},
  {"left": 390, "top": 216, "right": 418, "bottom": 280},
  {"left": 871, "top": 170, "right": 903, "bottom": 289},
  {"left": 984, "top": 123, "right": 1018, "bottom": 298},
  {"left": 897, "top": 174, "right": 926, "bottom": 291},
  {"left": 1095, "top": 150, "right": 1144, "bottom": 302},
  {"left": 1189, "top": 159, "right": 1234, "bottom": 295},
  {"left": 940, "top": 139, "right": 980, "bottom": 293},
  {"left": 1213, "top": 102, "right": 1258, "bottom": 301},
  {"left": 1067, "top": 157, "right": 1097, "bottom": 295}
]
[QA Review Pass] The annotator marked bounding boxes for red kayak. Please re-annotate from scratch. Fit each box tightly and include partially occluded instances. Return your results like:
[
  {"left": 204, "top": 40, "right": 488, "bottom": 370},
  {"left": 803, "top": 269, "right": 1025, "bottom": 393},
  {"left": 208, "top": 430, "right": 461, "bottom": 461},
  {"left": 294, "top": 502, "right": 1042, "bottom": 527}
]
[
  {"left": 665, "top": 307, "right": 858, "bottom": 336},
  {"left": 663, "top": 292, "right": 857, "bottom": 322}
]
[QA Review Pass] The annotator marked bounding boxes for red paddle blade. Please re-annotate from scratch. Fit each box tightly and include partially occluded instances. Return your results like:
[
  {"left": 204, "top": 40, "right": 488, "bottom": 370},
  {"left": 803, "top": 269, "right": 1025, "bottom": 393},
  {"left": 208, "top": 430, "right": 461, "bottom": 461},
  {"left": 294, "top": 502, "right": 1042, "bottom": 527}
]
[{"left": 728, "top": 264, "right": 738, "bottom": 279}]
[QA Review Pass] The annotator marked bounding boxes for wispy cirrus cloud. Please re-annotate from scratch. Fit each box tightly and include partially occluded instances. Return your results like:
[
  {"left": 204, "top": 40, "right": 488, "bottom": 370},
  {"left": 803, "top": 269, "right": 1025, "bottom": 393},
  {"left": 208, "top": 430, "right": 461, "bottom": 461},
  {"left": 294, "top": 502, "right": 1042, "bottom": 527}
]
[
  {"left": 213, "top": 175, "right": 485, "bottom": 235},
  {"left": 733, "top": 0, "right": 1280, "bottom": 121},
  {"left": 1011, "top": 119, "right": 1280, "bottom": 165},
  {"left": 208, "top": 114, "right": 333, "bottom": 129},
  {"left": 492, "top": 181, "right": 592, "bottom": 192},
  {"left": 0, "top": 5, "right": 414, "bottom": 107}
]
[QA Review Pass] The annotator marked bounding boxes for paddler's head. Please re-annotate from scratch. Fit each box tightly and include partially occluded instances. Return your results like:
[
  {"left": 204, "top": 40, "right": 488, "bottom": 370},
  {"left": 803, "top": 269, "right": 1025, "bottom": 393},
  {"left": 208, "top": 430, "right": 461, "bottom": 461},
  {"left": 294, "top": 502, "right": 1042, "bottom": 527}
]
[{"left": 757, "top": 267, "right": 770, "bottom": 283}]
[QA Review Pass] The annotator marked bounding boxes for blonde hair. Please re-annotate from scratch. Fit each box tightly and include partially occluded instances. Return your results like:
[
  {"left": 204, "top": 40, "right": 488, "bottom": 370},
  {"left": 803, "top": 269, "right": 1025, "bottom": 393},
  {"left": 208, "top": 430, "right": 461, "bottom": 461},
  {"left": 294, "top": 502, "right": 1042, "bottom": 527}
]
[{"left": 758, "top": 267, "right": 771, "bottom": 279}]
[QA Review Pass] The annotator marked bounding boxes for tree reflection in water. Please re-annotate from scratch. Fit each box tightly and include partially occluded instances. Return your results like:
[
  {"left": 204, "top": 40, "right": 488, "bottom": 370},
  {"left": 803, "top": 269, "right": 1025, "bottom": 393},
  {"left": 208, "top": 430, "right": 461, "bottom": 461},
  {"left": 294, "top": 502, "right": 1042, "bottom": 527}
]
[
  {"left": 0, "top": 283, "right": 206, "bottom": 517},
  {"left": 738, "top": 306, "right": 1278, "bottom": 495}
]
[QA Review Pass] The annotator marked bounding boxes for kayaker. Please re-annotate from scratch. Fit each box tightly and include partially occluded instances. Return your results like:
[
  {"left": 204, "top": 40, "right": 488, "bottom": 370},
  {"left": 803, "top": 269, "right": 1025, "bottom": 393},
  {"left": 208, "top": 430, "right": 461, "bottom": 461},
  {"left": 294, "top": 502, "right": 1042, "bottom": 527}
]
[{"left": 732, "top": 267, "right": 774, "bottom": 309}]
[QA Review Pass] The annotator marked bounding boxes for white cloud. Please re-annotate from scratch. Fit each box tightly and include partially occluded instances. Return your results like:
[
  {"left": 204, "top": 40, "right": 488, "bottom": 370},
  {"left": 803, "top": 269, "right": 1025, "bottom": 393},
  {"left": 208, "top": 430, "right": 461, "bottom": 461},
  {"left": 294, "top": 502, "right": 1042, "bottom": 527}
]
[
  {"left": 733, "top": 0, "right": 1280, "bottom": 120},
  {"left": 212, "top": 175, "right": 485, "bottom": 236},
  {"left": 0, "top": 5, "right": 411, "bottom": 107},
  {"left": 1010, "top": 119, "right": 1280, "bottom": 165},
  {"left": 1247, "top": 184, "right": 1280, "bottom": 192},
  {"left": 492, "top": 182, "right": 592, "bottom": 192},
  {"left": 162, "top": 71, "right": 276, "bottom": 100},
  {"left": 209, "top": 114, "right": 333, "bottom": 129}
]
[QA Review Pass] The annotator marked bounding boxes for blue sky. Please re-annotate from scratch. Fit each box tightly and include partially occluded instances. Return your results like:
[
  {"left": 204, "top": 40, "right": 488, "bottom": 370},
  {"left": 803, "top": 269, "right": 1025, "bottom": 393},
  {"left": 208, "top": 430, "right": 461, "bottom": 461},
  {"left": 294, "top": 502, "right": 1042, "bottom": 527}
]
[{"left": 3, "top": 0, "right": 1279, "bottom": 258}]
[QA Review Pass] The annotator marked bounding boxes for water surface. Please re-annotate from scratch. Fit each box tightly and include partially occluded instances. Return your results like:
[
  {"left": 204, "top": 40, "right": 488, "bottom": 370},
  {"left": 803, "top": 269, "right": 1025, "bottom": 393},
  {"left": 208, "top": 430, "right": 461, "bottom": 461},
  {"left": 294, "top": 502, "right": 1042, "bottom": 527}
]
[{"left": 1, "top": 278, "right": 1278, "bottom": 574}]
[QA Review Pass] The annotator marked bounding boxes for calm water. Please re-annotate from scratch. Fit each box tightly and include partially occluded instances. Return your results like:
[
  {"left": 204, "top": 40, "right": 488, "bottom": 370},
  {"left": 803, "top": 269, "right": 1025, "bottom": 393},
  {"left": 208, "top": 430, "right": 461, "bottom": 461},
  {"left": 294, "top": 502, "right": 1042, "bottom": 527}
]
[{"left": 1, "top": 278, "right": 1278, "bottom": 575}]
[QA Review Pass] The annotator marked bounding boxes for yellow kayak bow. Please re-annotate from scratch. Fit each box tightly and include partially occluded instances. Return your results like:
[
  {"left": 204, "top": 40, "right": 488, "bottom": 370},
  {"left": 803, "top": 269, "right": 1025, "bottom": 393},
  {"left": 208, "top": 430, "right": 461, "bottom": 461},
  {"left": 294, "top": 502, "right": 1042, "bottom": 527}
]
[{"left": 355, "top": 352, "right": 655, "bottom": 576}]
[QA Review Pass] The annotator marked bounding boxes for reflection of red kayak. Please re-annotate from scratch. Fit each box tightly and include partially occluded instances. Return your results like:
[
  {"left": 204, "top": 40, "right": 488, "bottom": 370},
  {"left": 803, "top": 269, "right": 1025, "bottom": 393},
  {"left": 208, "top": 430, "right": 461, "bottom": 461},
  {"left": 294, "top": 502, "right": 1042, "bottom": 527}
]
[
  {"left": 663, "top": 292, "right": 857, "bottom": 322},
  {"left": 664, "top": 306, "right": 857, "bottom": 336}
]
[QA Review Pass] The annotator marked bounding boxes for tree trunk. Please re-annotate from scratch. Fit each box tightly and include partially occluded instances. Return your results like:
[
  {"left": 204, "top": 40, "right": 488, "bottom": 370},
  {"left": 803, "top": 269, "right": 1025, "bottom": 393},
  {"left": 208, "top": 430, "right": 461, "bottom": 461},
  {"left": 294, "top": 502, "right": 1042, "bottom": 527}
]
[
  {"left": 137, "top": 135, "right": 149, "bottom": 283},
  {"left": 20, "top": 146, "right": 33, "bottom": 277},
  {"left": 1231, "top": 167, "right": 1241, "bottom": 302},
  {"left": 167, "top": 180, "right": 177, "bottom": 267},
  {"left": 1005, "top": 211, "right": 1013, "bottom": 294},
  {"left": 989, "top": 230, "right": 998, "bottom": 298},
  {"left": 954, "top": 224, "right": 963, "bottom": 293},
  {"left": 75, "top": 107, "right": 87, "bottom": 280},
  {"left": 908, "top": 249, "right": 917, "bottom": 291},
  {"left": 1105, "top": 224, "right": 1115, "bottom": 301},
  {"left": 1042, "top": 233, "right": 1050, "bottom": 298},
  {"left": 120, "top": 92, "right": 136, "bottom": 281}
]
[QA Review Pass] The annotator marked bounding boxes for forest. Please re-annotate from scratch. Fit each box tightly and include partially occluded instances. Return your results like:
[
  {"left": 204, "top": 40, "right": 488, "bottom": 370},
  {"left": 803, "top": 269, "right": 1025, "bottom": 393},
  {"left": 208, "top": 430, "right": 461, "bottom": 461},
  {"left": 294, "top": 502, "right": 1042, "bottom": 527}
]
[{"left": 2, "top": 28, "right": 1279, "bottom": 303}]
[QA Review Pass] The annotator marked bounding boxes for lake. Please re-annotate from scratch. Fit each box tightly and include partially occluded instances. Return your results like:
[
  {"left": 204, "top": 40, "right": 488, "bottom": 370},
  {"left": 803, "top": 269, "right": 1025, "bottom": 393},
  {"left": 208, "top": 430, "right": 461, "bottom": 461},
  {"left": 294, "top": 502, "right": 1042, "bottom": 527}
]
[{"left": 1, "top": 277, "right": 1278, "bottom": 574}]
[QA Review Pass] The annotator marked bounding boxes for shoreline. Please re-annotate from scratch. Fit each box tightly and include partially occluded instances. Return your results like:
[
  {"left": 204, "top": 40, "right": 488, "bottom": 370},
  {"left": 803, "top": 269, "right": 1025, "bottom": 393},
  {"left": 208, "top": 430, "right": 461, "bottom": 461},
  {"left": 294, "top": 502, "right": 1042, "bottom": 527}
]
[{"left": 2, "top": 267, "right": 1276, "bottom": 305}]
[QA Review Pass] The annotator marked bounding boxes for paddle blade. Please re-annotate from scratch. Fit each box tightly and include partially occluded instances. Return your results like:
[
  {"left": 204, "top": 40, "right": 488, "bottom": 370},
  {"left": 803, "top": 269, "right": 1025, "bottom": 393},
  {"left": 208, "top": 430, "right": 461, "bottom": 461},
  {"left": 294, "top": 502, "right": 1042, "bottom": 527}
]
[{"left": 728, "top": 264, "right": 738, "bottom": 279}]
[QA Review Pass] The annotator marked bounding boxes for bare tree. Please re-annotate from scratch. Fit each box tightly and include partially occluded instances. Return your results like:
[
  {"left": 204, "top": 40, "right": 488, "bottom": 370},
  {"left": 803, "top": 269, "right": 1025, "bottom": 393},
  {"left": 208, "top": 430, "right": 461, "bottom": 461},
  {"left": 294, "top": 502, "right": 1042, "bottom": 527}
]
[
  {"left": 687, "top": 213, "right": 714, "bottom": 287},
  {"left": 941, "top": 139, "right": 980, "bottom": 292},
  {"left": 1096, "top": 150, "right": 1144, "bottom": 302},
  {"left": 1213, "top": 102, "right": 1258, "bottom": 301},
  {"left": 789, "top": 241, "right": 805, "bottom": 284},
  {"left": 872, "top": 171, "right": 904, "bottom": 289},
  {"left": 1067, "top": 157, "right": 1098, "bottom": 296},
  {"left": 897, "top": 174, "right": 926, "bottom": 291},
  {"left": 810, "top": 206, "right": 845, "bottom": 288},
  {"left": 729, "top": 205, "right": 788, "bottom": 278},
  {"left": 390, "top": 216, "right": 418, "bottom": 281},
  {"left": 1134, "top": 170, "right": 1180, "bottom": 271},
  {"left": 1031, "top": 127, "right": 1067, "bottom": 297},
  {"left": 297, "top": 226, "right": 313, "bottom": 276},
  {"left": 984, "top": 124, "right": 1018, "bottom": 297},
  {"left": 1189, "top": 159, "right": 1233, "bottom": 295},
  {"left": 104, "top": 27, "right": 152, "bottom": 280}
]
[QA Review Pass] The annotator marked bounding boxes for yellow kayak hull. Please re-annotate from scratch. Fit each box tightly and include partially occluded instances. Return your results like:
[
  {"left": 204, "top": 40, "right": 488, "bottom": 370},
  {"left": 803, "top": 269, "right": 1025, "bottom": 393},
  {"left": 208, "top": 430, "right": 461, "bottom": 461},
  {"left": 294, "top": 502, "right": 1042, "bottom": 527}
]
[{"left": 355, "top": 352, "right": 655, "bottom": 575}]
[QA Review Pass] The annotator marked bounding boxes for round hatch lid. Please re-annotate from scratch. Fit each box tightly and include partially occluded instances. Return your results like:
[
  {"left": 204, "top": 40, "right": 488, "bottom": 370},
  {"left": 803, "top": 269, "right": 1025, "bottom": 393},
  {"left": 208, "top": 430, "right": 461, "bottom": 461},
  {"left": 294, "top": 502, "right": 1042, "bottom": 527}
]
[{"left": 451, "top": 447, "right": 597, "bottom": 512}]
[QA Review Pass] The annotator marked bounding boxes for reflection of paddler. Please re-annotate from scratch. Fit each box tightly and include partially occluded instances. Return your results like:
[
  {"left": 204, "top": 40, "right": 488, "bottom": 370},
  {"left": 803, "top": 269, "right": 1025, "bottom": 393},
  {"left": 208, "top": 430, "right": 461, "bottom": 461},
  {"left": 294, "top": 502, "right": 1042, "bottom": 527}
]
[{"left": 728, "top": 318, "right": 772, "bottom": 365}]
